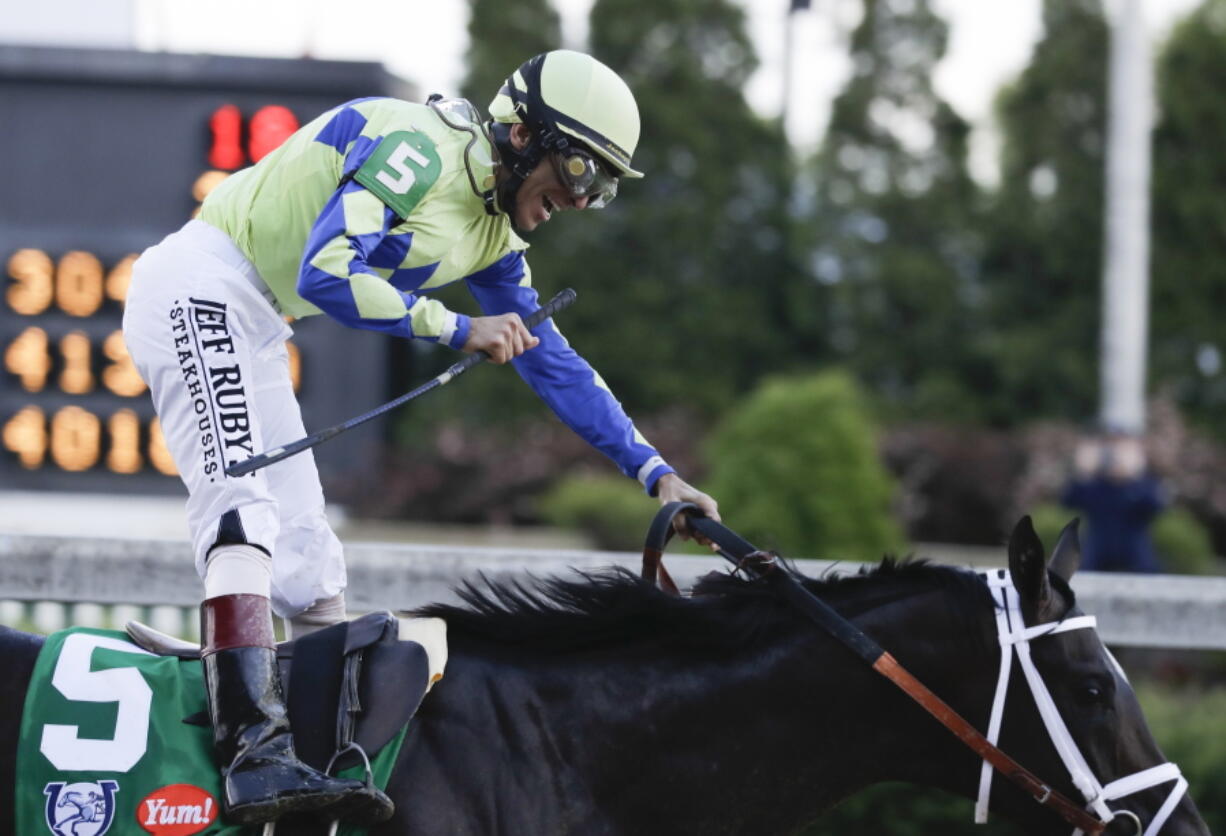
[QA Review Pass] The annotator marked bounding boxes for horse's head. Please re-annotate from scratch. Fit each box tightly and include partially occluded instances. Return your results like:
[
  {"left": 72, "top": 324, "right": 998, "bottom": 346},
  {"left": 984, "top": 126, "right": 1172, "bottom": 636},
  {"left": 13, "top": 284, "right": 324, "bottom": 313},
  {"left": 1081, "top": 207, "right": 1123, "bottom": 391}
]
[{"left": 991, "top": 516, "right": 1208, "bottom": 835}]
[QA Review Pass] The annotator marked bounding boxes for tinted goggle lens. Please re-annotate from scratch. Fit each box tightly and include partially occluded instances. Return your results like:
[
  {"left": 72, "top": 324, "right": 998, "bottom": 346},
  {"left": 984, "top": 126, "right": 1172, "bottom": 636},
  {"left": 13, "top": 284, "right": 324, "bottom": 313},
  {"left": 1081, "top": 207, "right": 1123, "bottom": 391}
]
[{"left": 552, "top": 149, "right": 619, "bottom": 208}]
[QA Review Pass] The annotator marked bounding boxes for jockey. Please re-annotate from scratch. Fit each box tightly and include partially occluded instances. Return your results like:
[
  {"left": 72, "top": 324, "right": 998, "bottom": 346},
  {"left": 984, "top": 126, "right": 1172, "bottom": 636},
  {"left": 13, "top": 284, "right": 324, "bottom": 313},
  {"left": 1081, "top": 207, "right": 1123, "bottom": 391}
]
[{"left": 122, "top": 50, "right": 719, "bottom": 826}]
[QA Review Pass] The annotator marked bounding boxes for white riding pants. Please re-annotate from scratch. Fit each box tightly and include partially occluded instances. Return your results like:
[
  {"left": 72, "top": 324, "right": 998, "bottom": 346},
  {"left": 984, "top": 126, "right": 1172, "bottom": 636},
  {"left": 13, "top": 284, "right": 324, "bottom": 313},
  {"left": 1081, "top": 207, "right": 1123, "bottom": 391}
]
[{"left": 123, "top": 219, "right": 346, "bottom": 617}]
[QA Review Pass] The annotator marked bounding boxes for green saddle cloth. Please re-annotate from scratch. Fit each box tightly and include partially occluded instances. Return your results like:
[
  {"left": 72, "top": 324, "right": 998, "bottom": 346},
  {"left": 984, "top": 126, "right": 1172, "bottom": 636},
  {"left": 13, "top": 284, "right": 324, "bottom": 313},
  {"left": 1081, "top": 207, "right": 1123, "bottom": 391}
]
[{"left": 15, "top": 627, "right": 406, "bottom": 836}]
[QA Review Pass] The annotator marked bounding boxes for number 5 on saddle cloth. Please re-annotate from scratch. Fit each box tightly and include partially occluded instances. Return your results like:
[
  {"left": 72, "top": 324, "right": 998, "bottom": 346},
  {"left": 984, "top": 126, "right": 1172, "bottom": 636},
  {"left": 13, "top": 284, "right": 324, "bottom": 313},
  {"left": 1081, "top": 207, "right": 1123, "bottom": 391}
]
[{"left": 16, "top": 612, "right": 445, "bottom": 836}]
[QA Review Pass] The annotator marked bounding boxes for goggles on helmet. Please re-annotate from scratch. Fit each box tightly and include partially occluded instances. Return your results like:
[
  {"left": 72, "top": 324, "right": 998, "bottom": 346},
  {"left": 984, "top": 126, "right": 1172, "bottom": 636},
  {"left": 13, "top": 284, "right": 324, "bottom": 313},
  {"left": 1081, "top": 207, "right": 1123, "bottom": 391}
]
[
  {"left": 427, "top": 95, "right": 500, "bottom": 213},
  {"left": 551, "top": 146, "right": 619, "bottom": 208}
]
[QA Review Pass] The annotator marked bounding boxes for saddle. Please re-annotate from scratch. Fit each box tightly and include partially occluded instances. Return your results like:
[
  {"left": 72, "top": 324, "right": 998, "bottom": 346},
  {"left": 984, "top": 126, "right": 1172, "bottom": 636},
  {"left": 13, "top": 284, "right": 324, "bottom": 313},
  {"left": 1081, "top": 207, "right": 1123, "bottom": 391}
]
[{"left": 127, "top": 612, "right": 444, "bottom": 792}]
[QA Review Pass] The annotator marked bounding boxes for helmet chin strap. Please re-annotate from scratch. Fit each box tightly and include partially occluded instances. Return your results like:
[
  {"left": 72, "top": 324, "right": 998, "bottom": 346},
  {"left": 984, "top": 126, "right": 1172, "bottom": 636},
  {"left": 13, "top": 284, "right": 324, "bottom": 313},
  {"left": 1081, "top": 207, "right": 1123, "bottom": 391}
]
[{"left": 489, "top": 120, "right": 566, "bottom": 225}]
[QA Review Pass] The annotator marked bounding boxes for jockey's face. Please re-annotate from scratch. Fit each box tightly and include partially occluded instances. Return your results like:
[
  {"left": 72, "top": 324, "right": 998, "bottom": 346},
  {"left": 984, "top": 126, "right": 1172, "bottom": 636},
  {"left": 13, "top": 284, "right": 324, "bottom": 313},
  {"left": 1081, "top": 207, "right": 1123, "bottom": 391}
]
[{"left": 507, "top": 123, "right": 591, "bottom": 232}]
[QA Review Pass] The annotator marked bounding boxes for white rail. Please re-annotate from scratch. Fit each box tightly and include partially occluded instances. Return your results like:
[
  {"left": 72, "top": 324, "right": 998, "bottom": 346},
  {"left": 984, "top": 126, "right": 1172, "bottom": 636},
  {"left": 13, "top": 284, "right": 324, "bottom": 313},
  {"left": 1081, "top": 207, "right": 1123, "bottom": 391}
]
[{"left": 1, "top": 534, "right": 1224, "bottom": 649}]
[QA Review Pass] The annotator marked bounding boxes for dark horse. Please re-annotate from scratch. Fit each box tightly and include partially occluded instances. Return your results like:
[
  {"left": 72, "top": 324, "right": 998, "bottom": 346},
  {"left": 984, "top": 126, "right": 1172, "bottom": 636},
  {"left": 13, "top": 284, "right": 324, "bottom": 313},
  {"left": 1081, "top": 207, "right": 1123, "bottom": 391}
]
[{"left": 0, "top": 519, "right": 1209, "bottom": 834}]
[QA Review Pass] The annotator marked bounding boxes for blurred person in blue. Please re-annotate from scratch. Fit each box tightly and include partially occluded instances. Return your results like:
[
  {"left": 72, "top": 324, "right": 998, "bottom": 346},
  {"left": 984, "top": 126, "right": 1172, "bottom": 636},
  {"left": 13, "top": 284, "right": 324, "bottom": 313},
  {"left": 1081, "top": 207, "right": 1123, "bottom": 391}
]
[
  {"left": 124, "top": 50, "right": 719, "bottom": 827},
  {"left": 1062, "top": 431, "right": 1167, "bottom": 573}
]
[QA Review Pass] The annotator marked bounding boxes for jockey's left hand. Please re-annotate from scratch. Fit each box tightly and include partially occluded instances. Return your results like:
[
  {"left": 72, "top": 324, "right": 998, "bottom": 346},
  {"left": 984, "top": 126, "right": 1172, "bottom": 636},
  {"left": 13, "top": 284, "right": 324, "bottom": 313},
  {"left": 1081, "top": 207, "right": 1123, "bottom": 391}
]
[{"left": 655, "top": 473, "right": 720, "bottom": 546}]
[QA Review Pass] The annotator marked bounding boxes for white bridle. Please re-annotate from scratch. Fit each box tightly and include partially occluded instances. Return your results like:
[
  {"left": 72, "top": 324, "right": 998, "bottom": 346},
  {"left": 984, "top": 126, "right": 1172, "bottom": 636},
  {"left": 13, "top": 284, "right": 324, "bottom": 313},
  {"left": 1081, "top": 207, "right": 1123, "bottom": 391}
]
[{"left": 975, "top": 570, "right": 1188, "bottom": 835}]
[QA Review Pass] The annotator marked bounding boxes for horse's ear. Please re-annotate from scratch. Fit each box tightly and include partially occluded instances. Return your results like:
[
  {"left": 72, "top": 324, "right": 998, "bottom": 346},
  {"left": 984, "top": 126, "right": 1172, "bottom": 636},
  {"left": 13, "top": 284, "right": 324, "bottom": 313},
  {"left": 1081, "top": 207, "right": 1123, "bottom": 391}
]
[
  {"left": 1049, "top": 518, "right": 1082, "bottom": 583},
  {"left": 1007, "top": 516, "right": 1056, "bottom": 622}
]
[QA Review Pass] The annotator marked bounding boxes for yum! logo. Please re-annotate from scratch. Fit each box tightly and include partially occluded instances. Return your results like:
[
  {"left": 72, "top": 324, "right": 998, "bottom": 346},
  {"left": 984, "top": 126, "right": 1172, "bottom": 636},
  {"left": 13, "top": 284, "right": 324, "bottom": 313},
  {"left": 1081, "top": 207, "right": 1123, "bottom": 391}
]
[{"left": 136, "top": 784, "right": 218, "bottom": 835}]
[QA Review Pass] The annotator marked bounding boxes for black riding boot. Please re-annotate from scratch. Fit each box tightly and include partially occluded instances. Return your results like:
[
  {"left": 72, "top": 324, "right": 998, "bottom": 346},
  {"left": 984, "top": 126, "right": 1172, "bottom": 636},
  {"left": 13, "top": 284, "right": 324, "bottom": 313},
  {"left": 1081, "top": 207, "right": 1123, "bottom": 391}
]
[{"left": 202, "top": 595, "right": 394, "bottom": 826}]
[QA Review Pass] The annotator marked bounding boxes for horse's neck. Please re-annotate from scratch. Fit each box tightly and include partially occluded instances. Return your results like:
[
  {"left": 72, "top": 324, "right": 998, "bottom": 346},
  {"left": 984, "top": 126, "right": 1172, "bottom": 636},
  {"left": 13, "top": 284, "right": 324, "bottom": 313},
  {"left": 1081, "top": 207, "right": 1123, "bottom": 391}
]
[
  {"left": 573, "top": 585, "right": 996, "bottom": 833},
  {"left": 424, "top": 583, "right": 985, "bottom": 828},
  {"left": 569, "top": 635, "right": 892, "bottom": 833},
  {"left": 538, "top": 596, "right": 978, "bottom": 830},
  {"left": 399, "top": 586, "right": 993, "bottom": 835}
]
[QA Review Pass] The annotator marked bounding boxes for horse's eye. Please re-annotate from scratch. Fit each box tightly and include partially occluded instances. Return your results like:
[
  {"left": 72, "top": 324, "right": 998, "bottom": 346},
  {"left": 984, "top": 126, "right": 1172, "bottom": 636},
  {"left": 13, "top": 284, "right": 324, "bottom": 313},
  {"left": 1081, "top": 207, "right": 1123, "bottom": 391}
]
[{"left": 1076, "top": 684, "right": 1106, "bottom": 706}]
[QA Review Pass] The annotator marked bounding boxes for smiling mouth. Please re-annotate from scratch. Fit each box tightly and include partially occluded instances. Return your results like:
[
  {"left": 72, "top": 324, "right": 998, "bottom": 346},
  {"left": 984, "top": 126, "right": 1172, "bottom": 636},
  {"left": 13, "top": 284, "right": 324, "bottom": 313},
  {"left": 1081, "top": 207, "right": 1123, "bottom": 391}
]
[{"left": 542, "top": 195, "right": 556, "bottom": 217}]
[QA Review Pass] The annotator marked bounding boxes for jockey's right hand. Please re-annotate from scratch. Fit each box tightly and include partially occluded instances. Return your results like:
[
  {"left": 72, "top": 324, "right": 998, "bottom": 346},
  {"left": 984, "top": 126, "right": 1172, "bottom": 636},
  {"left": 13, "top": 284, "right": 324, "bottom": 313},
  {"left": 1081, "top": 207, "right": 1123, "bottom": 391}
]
[{"left": 463, "top": 313, "right": 540, "bottom": 364}]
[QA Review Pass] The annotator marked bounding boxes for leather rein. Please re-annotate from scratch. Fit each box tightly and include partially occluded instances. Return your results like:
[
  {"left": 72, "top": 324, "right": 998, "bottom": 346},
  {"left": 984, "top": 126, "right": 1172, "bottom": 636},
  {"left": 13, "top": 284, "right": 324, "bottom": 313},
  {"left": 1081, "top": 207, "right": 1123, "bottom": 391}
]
[{"left": 641, "top": 503, "right": 1109, "bottom": 835}]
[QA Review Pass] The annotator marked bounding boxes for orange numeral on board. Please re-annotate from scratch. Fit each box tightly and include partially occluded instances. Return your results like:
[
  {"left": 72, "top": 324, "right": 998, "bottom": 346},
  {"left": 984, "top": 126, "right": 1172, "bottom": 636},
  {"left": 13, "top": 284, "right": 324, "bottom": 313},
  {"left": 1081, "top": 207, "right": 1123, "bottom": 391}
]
[
  {"left": 58, "top": 331, "right": 93, "bottom": 395},
  {"left": 6, "top": 249, "right": 54, "bottom": 315},
  {"left": 102, "top": 331, "right": 147, "bottom": 397},
  {"left": 107, "top": 409, "right": 142, "bottom": 474},
  {"left": 56, "top": 251, "right": 105, "bottom": 317},
  {"left": 50, "top": 405, "right": 101, "bottom": 472},
  {"left": 7, "top": 249, "right": 138, "bottom": 314},
  {"left": 5, "top": 329, "right": 147, "bottom": 397},
  {"left": 106, "top": 254, "right": 138, "bottom": 304},
  {"left": 4, "top": 326, "right": 51, "bottom": 392},
  {"left": 2, "top": 405, "right": 46, "bottom": 468},
  {"left": 2, "top": 407, "right": 178, "bottom": 476}
]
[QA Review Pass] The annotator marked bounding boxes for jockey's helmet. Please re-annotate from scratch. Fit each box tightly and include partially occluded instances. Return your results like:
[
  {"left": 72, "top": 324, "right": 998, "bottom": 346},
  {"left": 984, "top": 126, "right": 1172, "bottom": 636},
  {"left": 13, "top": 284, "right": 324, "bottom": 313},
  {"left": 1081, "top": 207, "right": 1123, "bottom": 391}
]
[{"left": 488, "top": 50, "right": 642, "bottom": 214}]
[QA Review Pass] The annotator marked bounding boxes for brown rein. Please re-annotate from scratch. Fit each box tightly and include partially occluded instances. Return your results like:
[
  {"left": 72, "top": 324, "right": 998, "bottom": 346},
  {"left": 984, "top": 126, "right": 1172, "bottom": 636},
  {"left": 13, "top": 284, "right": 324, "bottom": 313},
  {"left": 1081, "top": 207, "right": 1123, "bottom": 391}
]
[{"left": 641, "top": 503, "right": 1107, "bottom": 835}]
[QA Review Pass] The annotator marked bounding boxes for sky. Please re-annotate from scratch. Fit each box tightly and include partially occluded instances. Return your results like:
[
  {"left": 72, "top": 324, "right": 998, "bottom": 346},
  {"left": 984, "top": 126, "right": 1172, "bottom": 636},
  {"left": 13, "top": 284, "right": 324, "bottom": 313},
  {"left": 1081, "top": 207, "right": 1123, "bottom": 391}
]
[{"left": 4, "top": 0, "right": 1207, "bottom": 178}]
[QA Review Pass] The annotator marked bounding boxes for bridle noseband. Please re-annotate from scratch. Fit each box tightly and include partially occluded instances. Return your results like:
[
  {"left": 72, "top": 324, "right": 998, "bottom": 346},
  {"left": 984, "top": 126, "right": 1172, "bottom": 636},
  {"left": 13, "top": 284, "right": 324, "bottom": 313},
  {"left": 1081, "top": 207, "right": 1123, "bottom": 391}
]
[
  {"left": 642, "top": 504, "right": 1190, "bottom": 836},
  {"left": 978, "top": 570, "right": 1187, "bottom": 835}
]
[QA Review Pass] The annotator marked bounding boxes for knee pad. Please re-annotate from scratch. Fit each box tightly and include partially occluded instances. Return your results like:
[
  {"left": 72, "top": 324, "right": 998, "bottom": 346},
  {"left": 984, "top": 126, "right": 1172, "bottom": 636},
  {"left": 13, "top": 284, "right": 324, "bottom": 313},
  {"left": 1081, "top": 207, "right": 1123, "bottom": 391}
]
[{"left": 204, "top": 544, "right": 273, "bottom": 600}]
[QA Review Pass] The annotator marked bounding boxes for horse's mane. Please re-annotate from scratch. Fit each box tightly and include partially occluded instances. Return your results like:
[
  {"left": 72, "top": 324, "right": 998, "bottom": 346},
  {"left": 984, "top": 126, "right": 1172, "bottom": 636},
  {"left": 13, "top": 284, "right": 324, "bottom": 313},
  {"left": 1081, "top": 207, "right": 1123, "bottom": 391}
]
[{"left": 413, "top": 558, "right": 994, "bottom": 654}]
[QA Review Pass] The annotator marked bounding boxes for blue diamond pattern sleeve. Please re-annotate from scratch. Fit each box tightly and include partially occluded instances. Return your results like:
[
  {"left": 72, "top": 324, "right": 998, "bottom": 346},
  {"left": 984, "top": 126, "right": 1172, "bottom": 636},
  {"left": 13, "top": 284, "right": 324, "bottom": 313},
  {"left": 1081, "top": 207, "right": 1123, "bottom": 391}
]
[
  {"left": 297, "top": 178, "right": 470, "bottom": 349},
  {"left": 465, "top": 253, "right": 675, "bottom": 495}
]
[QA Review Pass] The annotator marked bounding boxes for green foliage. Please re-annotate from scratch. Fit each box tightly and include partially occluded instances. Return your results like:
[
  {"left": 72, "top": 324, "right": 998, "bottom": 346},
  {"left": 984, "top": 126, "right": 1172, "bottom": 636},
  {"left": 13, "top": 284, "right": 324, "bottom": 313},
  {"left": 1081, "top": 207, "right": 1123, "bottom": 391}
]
[
  {"left": 1134, "top": 684, "right": 1226, "bottom": 835},
  {"left": 434, "top": 0, "right": 810, "bottom": 438},
  {"left": 520, "top": 0, "right": 810, "bottom": 417},
  {"left": 538, "top": 473, "right": 656, "bottom": 551},
  {"left": 1151, "top": 0, "right": 1226, "bottom": 440},
  {"left": 460, "top": 0, "right": 560, "bottom": 106},
  {"left": 1029, "top": 503, "right": 1078, "bottom": 556},
  {"left": 805, "top": 0, "right": 986, "bottom": 423},
  {"left": 1030, "top": 502, "right": 1220, "bottom": 575},
  {"left": 1152, "top": 506, "right": 1220, "bottom": 575},
  {"left": 978, "top": 0, "right": 1109, "bottom": 426},
  {"left": 391, "top": 0, "right": 1226, "bottom": 544},
  {"left": 704, "top": 370, "right": 903, "bottom": 561}
]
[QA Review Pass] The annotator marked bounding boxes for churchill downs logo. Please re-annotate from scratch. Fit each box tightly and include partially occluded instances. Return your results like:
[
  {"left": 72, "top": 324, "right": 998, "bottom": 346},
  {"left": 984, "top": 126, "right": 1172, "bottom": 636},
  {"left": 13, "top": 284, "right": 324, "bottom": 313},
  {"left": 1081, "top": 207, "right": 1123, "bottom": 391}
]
[
  {"left": 43, "top": 780, "right": 119, "bottom": 836},
  {"left": 169, "top": 297, "right": 254, "bottom": 480}
]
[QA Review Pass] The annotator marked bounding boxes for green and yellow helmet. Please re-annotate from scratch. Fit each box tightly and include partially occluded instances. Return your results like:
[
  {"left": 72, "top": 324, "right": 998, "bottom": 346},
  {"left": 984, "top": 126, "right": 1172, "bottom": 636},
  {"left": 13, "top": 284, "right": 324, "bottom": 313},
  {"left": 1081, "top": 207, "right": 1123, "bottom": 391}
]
[{"left": 488, "top": 50, "right": 642, "bottom": 216}]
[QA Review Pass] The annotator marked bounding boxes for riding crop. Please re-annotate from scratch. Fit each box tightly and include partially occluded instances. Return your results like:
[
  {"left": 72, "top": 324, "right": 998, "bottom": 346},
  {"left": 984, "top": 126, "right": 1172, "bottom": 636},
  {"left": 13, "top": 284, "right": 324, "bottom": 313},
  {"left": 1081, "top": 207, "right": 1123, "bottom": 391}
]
[
  {"left": 643, "top": 503, "right": 1110, "bottom": 835},
  {"left": 225, "top": 288, "right": 578, "bottom": 477}
]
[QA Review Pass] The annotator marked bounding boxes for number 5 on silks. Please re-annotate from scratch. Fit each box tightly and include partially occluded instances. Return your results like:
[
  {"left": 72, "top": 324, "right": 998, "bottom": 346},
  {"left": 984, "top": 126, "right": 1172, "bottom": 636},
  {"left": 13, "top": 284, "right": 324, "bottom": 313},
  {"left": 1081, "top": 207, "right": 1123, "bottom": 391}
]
[
  {"left": 355, "top": 130, "right": 442, "bottom": 217},
  {"left": 376, "top": 142, "right": 431, "bottom": 193},
  {"left": 38, "top": 632, "right": 155, "bottom": 773}
]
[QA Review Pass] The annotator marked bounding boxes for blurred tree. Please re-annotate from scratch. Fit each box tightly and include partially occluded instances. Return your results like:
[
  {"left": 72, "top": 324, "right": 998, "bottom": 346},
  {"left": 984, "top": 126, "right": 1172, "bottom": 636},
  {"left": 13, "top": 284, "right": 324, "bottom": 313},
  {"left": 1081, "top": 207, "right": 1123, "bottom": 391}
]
[
  {"left": 978, "top": 0, "right": 1109, "bottom": 425},
  {"left": 460, "top": 0, "right": 561, "bottom": 105},
  {"left": 538, "top": 472, "right": 657, "bottom": 550},
  {"left": 383, "top": 0, "right": 805, "bottom": 521},
  {"left": 1151, "top": 0, "right": 1226, "bottom": 440},
  {"left": 516, "top": 0, "right": 807, "bottom": 418},
  {"left": 409, "top": 0, "right": 804, "bottom": 434},
  {"left": 806, "top": 0, "right": 985, "bottom": 423}
]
